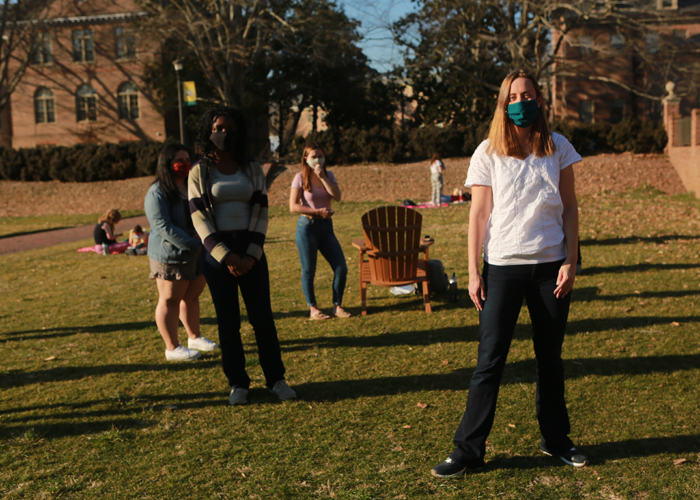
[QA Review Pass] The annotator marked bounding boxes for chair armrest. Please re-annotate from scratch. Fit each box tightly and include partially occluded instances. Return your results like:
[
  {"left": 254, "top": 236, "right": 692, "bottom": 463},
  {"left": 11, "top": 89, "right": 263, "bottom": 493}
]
[{"left": 352, "top": 238, "right": 367, "bottom": 252}]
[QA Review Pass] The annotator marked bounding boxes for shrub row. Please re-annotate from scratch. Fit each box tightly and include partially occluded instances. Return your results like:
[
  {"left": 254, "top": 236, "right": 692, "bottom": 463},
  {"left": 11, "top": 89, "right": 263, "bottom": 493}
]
[
  {"left": 289, "top": 123, "right": 490, "bottom": 164},
  {"left": 553, "top": 119, "right": 667, "bottom": 155},
  {"left": 289, "top": 118, "right": 666, "bottom": 166},
  {"left": 0, "top": 141, "right": 163, "bottom": 182},
  {"left": 0, "top": 119, "right": 667, "bottom": 182}
]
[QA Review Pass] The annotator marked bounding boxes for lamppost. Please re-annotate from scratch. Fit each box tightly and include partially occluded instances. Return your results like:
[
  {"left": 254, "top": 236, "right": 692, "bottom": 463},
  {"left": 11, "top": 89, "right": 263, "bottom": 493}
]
[{"left": 173, "top": 59, "right": 185, "bottom": 143}]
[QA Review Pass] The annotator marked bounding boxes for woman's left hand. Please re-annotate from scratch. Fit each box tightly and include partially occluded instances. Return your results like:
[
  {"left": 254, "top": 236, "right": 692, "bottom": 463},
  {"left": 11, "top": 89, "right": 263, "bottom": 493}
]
[
  {"left": 554, "top": 262, "right": 576, "bottom": 298},
  {"left": 313, "top": 165, "right": 326, "bottom": 179}
]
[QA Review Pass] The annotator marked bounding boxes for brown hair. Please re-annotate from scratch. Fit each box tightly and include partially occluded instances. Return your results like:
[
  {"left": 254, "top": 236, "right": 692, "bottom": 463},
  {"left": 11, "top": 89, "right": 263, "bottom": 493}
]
[
  {"left": 486, "top": 69, "right": 555, "bottom": 158},
  {"left": 133, "top": 225, "right": 143, "bottom": 233},
  {"left": 98, "top": 209, "right": 122, "bottom": 231},
  {"left": 300, "top": 142, "right": 326, "bottom": 192},
  {"left": 431, "top": 153, "right": 442, "bottom": 162}
]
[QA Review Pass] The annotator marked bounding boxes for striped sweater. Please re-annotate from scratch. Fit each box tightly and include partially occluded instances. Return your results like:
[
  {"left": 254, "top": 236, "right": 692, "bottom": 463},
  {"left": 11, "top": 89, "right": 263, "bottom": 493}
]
[{"left": 188, "top": 158, "right": 269, "bottom": 264}]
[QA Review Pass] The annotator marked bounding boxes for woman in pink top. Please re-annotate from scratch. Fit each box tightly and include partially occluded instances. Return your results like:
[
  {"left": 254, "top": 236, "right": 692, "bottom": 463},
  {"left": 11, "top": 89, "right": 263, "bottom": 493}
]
[{"left": 289, "top": 143, "right": 350, "bottom": 320}]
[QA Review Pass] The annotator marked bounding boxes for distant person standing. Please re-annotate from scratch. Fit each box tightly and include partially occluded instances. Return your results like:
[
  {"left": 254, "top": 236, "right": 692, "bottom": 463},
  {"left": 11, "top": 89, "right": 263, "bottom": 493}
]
[
  {"left": 430, "top": 153, "right": 445, "bottom": 206},
  {"left": 289, "top": 142, "right": 350, "bottom": 320},
  {"left": 145, "top": 143, "right": 219, "bottom": 362},
  {"left": 189, "top": 104, "right": 296, "bottom": 405},
  {"left": 430, "top": 69, "right": 587, "bottom": 478}
]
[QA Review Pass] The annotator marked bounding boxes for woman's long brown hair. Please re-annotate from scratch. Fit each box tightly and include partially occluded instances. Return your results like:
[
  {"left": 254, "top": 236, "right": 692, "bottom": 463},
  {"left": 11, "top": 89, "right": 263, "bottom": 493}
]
[
  {"left": 486, "top": 69, "right": 555, "bottom": 158},
  {"left": 301, "top": 142, "right": 327, "bottom": 192},
  {"left": 98, "top": 209, "right": 122, "bottom": 231}
]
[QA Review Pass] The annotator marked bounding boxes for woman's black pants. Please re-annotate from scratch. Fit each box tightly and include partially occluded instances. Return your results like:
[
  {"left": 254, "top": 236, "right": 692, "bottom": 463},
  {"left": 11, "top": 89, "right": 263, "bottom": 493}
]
[{"left": 450, "top": 259, "right": 574, "bottom": 464}]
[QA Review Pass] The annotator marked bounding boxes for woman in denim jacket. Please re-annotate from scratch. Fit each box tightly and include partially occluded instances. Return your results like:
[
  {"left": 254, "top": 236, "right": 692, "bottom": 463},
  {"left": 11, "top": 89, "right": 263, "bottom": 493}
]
[{"left": 145, "top": 143, "right": 219, "bottom": 362}]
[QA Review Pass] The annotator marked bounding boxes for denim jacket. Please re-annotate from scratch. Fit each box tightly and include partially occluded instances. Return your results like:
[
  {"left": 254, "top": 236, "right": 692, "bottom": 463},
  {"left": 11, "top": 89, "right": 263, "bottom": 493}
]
[{"left": 145, "top": 182, "right": 201, "bottom": 265}]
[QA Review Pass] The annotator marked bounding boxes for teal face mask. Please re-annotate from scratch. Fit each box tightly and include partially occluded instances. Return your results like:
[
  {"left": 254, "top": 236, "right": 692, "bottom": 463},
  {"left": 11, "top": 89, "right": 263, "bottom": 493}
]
[{"left": 507, "top": 99, "right": 540, "bottom": 128}]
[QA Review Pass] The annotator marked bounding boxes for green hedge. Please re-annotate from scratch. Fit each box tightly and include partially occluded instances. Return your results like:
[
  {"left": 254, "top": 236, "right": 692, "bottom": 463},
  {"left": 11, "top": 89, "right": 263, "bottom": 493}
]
[
  {"left": 0, "top": 141, "right": 164, "bottom": 182},
  {"left": 289, "top": 123, "right": 490, "bottom": 164},
  {"left": 553, "top": 119, "right": 667, "bottom": 155}
]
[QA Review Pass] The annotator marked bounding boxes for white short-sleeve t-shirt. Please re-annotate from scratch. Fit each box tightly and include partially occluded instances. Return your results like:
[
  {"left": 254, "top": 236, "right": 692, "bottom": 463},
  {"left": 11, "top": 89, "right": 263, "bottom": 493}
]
[{"left": 465, "top": 133, "right": 582, "bottom": 265}]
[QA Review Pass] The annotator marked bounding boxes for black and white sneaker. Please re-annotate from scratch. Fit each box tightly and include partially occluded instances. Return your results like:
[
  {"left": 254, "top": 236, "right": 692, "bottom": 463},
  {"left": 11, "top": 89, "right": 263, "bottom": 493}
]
[
  {"left": 430, "top": 457, "right": 484, "bottom": 478},
  {"left": 540, "top": 445, "right": 589, "bottom": 467}
]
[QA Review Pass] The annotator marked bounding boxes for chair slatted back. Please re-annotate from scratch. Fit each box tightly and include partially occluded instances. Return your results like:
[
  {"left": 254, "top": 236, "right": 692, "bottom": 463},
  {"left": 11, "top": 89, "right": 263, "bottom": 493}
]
[{"left": 361, "top": 206, "right": 423, "bottom": 284}]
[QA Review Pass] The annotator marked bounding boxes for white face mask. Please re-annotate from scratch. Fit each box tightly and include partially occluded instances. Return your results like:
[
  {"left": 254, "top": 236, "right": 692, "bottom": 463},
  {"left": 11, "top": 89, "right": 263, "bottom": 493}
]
[{"left": 307, "top": 157, "right": 325, "bottom": 168}]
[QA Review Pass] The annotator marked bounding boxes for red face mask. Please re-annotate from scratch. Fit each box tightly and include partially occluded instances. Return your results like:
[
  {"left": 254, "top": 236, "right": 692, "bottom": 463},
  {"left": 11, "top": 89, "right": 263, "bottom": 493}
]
[{"left": 172, "top": 160, "right": 191, "bottom": 177}]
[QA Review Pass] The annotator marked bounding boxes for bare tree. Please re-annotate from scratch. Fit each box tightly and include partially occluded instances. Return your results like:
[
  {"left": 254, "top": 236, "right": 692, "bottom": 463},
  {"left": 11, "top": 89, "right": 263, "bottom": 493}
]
[{"left": 135, "top": 0, "right": 293, "bottom": 110}]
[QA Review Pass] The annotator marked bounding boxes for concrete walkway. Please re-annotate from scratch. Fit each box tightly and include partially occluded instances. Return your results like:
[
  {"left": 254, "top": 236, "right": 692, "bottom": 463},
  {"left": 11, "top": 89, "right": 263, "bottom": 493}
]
[{"left": 0, "top": 216, "right": 149, "bottom": 256}]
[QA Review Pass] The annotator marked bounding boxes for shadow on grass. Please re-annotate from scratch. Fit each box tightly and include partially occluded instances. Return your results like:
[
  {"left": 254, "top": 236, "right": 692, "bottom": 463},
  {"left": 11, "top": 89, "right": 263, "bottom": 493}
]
[
  {"left": 1, "top": 318, "right": 220, "bottom": 343},
  {"left": 583, "top": 263, "right": 700, "bottom": 276},
  {"left": 580, "top": 234, "right": 700, "bottom": 246},
  {"left": 572, "top": 287, "right": 700, "bottom": 302},
  {"left": 490, "top": 434, "right": 700, "bottom": 469},
  {"left": 1, "top": 359, "right": 220, "bottom": 389}
]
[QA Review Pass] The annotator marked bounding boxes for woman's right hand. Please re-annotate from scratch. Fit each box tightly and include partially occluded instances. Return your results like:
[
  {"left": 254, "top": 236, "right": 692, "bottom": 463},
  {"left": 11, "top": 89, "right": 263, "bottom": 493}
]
[
  {"left": 225, "top": 253, "right": 253, "bottom": 277},
  {"left": 315, "top": 207, "right": 334, "bottom": 219},
  {"left": 468, "top": 272, "right": 486, "bottom": 311}
]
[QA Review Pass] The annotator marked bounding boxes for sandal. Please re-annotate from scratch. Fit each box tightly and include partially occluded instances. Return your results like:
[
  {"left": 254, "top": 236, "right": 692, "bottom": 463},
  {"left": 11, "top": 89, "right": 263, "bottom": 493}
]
[
  {"left": 333, "top": 306, "right": 352, "bottom": 318},
  {"left": 310, "top": 311, "right": 331, "bottom": 320}
]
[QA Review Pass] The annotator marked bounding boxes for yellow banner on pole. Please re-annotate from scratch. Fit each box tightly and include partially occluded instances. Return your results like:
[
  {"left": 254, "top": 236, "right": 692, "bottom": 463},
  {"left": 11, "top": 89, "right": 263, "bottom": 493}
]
[{"left": 183, "top": 81, "right": 197, "bottom": 106}]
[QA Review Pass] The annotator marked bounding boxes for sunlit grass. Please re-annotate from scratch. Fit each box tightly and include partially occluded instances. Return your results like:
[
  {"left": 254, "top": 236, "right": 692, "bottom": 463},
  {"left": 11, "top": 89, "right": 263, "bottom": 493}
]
[{"left": 0, "top": 193, "right": 699, "bottom": 499}]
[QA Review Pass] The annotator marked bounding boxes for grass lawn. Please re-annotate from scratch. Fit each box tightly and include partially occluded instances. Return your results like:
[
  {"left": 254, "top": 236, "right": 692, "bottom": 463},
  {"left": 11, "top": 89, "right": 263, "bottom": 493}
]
[
  {"left": 1, "top": 188, "right": 699, "bottom": 499},
  {"left": 0, "top": 210, "right": 145, "bottom": 238}
]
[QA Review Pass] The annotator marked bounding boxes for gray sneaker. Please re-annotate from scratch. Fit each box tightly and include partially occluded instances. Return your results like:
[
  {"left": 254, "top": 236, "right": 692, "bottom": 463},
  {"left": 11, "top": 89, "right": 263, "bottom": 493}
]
[
  {"left": 229, "top": 387, "right": 249, "bottom": 405},
  {"left": 188, "top": 336, "right": 219, "bottom": 352},
  {"left": 270, "top": 380, "right": 296, "bottom": 401},
  {"left": 165, "top": 345, "right": 202, "bottom": 362}
]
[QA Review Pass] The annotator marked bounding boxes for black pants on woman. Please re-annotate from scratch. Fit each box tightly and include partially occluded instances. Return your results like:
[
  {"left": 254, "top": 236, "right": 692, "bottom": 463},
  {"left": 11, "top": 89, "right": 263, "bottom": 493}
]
[
  {"left": 450, "top": 259, "right": 574, "bottom": 465},
  {"left": 201, "top": 232, "right": 285, "bottom": 389}
]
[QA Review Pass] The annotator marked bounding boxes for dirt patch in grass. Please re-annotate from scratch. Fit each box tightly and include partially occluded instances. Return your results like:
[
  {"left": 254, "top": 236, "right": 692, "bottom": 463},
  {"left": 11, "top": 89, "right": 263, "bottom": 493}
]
[{"left": 0, "top": 152, "right": 686, "bottom": 217}]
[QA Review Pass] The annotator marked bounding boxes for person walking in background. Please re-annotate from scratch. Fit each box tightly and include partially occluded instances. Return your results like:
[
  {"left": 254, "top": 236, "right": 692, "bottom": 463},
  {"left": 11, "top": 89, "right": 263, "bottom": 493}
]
[
  {"left": 145, "top": 143, "right": 219, "bottom": 362},
  {"left": 429, "top": 153, "right": 445, "bottom": 206},
  {"left": 289, "top": 143, "right": 350, "bottom": 320},
  {"left": 189, "top": 104, "right": 296, "bottom": 405},
  {"left": 94, "top": 209, "right": 127, "bottom": 255},
  {"left": 431, "top": 69, "right": 587, "bottom": 478}
]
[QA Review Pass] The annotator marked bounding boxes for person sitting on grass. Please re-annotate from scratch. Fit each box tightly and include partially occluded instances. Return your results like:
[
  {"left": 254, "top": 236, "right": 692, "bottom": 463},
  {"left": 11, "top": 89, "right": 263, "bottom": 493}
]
[
  {"left": 94, "top": 209, "right": 125, "bottom": 255},
  {"left": 125, "top": 225, "right": 148, "bottom": 256}
]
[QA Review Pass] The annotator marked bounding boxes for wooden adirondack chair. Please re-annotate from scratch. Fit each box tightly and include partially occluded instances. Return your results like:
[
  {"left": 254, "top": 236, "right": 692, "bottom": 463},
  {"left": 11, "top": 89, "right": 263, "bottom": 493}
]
[{"left": 351, "top": 206, "right": 433, "bottom": 315}]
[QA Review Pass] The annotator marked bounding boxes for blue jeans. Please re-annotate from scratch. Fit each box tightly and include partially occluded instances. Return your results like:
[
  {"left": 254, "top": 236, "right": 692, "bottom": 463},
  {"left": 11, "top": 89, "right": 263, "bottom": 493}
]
[
  {"left": 201, "top": 231, "right": 285, "bottom": 389},
  {"left": 295, "top": 216, "right": 348, "bottom": 307},
  {"left": 450, "top": 259, "right": 574, "bottom": 464}
]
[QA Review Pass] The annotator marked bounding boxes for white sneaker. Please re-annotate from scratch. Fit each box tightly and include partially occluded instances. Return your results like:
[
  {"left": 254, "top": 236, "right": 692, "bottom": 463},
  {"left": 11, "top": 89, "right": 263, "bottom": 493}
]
[
  {"left": 188, "top": 336, "right": 219, "bottom": 352},
  {"left": 270, "top": 380, "right": 297, "bottom": 401},
  {"left": 165, "top": 345, "right": 202, "bottom": 361},
  {"left": 229, "top": 387, "right": 249, "bottom": 405}
]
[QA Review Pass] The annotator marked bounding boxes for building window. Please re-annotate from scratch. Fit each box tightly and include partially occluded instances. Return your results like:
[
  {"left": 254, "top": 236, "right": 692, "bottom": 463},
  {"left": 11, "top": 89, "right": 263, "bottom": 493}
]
[
  {"left": 72, "top": 29, "right": 94, "bottom": 62},
  {"left": 578, "top": 36, "right": 593, "bottom": 57},
  {"left": 610, "top": 99, "right": 625, "bottom": 124},
  {"left": 645, "top": 33, "right": 659, "bottom": 54},
  {"left": 610, "top": 34, "right": 625, "bottom": 51},
  {"left": 579, "top": 100, "right": 594, "bottom": 124},
  {"left": 32, "top": 32, "right": 53, "bottom": 65},
  {"left": 118, "top": 82, "right": 139, "bottom": 120},
  {"left": 115, "top": 27, "right": 136, "bottom": 59},
  {"left": 35, "top": 88, "right": 56, "bottom": 124},
  {"left": 76, "top": 85, "right": 97, "bottom": 122},
  {"left": 657, "top": 0, "right": 677, "bottom": 9}
]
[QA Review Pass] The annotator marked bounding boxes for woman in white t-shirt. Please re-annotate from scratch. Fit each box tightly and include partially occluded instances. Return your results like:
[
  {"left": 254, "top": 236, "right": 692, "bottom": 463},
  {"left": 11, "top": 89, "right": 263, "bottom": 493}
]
[
  {"left": 429, "top": 153, "right": 445, "bottom": 206},
  {"left": 431, "top": 69, "right": 587, "bottom": 478},
  {"left": 290, "top": 143, "right": 350, "bottom": 320}
]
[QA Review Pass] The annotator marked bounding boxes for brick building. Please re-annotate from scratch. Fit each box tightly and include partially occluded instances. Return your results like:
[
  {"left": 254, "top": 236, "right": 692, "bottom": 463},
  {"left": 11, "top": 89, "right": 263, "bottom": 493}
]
[
  {"left": 549, "top": 0, "right": 700, "bottom": 125},
  {"left": 0, "top": 0, "right": 165, "bottom": 149}
]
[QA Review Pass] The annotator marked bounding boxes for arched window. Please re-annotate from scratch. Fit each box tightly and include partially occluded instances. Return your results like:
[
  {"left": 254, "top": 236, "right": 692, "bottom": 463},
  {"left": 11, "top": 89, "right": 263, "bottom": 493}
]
[
  {"left": 35, "top": 88, "right": 56, "bottom": 124},
  {"left": 76, "top": 84, "right": 97, "bottom": 122},
  {"left": 117, "top": 82, "right": 139, "bottom": 120}
]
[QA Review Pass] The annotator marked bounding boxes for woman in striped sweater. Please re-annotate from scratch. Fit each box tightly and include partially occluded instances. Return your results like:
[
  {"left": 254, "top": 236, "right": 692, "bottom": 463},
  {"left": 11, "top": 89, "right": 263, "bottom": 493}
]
[{"left": 189, "top": 105, "right": 295, "bottom": 405}]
